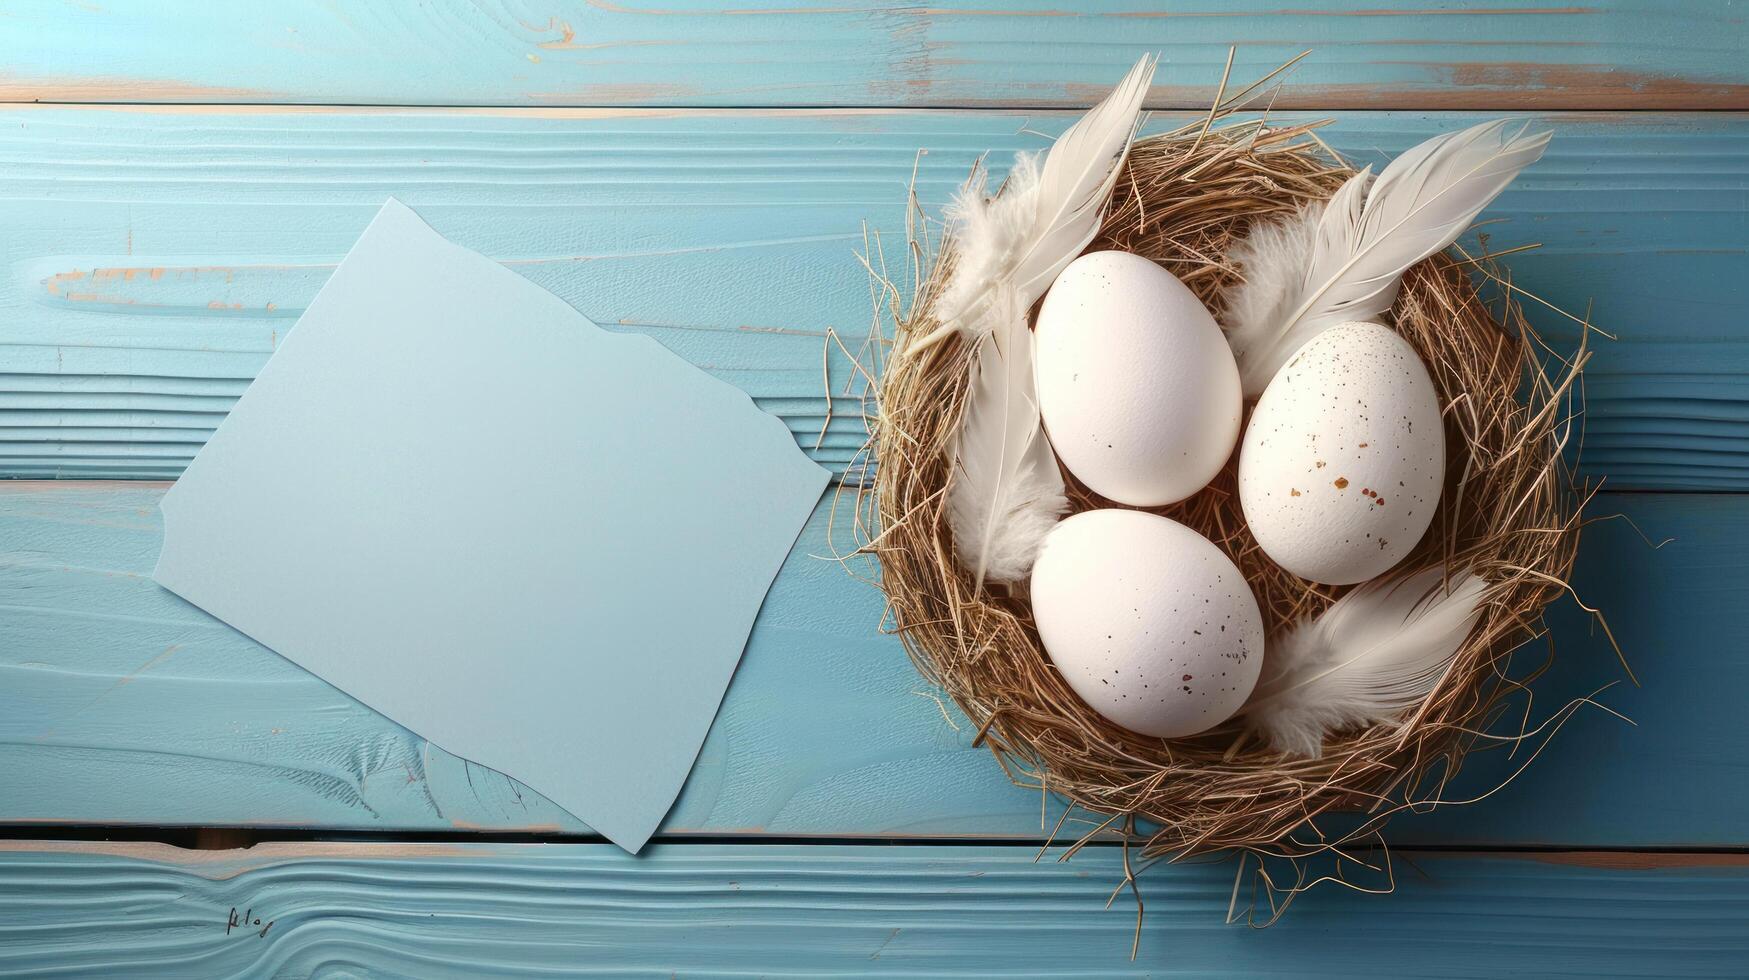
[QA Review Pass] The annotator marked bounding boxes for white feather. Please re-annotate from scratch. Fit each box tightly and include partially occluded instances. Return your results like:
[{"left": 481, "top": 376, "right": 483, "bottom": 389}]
[
  {"left": 937, "top": 55, "right": 1155, "bottom": 586},
  {"left": 1220, "top": 199, "right": 1326, "bottom": 388},
  {"left": 928, "top": 53, "right": 1156, "bottom": 349},
  {"left": 1223, "top": 119, "right": 1551, "bottom": 396},
  {"left": 1243, "top": 567, "right": 1488, "bottom": 758},
  {"left": 948, "top": 284, "right": 1068, "bottom": 585}
]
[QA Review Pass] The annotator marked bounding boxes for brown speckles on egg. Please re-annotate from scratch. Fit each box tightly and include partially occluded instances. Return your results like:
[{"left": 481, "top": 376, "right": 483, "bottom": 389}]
[
  {"left": 1237, "top": 321, "right": 1446, "bottom": 585},
  {"left": 1028, "top": 510, "right": 1265, "bottom": 739}
]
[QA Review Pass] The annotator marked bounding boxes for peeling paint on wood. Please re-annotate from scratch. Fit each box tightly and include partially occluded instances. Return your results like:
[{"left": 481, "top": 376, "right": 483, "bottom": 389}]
[
  {"left": 0, "top": 5, "right": 1743, "bottom": 963},
  {"left": 0, "top": 1, "right": 1743, "bottom": 110},
  {"left": 0, "top": 486, "right": 1741, "bottom": 845},
  {"left": 0, "top": 107, "right": 1740, "bottom": 485},
  {"left": 1, "top": 842, "right": 1746, "bottom": 976},
  {"left": 0, "top": 72, "right": 281, "bottom": 104}
]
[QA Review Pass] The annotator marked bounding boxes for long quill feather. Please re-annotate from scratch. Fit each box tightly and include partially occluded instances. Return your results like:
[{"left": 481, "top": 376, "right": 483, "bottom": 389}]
[
  {"left": 1223, "top": 119, "right": 1550, "bottom": 396},
  {"left": 923, "top": 54, "right": 1156, "bottom": 351},
  {"left": 1243, "top": 567, "right": 1488, "bottom": 758},
  {"left": 939, "top": 56, "right": 1155, "bottom": 585},
  {"left": 948, "top": 284, "right": 1066, "bottom": 585}
]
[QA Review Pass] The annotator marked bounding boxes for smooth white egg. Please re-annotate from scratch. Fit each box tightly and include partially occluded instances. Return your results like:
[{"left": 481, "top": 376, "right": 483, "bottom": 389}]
[
  {"left": 1035, "top": 251, "right": 1241, "bottom": 506},
  {"left": 1030, "top": 509, "right": 1264, "bottom": 738},
  {"left": 1238, "top": 320, "right": 1444, "bottom": 586}
]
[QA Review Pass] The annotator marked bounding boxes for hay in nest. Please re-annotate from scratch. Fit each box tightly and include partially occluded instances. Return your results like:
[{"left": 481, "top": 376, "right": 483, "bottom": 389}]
[{"left": 839, "top": 108, "right": 1611, "bottom": 922}]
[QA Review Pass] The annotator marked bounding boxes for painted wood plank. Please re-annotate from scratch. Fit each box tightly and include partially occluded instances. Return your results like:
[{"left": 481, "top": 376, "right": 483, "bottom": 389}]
[
  {"left": 1, "top": 840, "right": 1745, "bottom": 977},
  {"left": 0, "top": 108, "right": 1744, "bottom": 487},
  {"left": 2, "top": 1, "right": 1746, "bottom": 110},
  {"left": 0, "top": 484, "right": 1735, "bottom": 846}
]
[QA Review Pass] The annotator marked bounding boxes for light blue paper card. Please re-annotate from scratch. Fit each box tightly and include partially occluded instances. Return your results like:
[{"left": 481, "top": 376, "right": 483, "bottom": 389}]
[{"left": 153, "top": 199, "right": 829, "bottom": 852}]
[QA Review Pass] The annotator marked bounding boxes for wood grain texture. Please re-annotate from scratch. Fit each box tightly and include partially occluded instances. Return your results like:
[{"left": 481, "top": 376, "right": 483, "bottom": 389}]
[
  {"left": 1, "top": 107, "right": 1744, "bottom": 486},
  {"left": 1, "top": 6, "right": 1741, "bottom": 971},
  {"left": 2, "top": 1, "right": 1746, "bottom": 110},
  {"left": 0, "top": 482, "right": 1735, "bottom": 845},
  {"left": 1, "top": 840, "right": 1746, "bottom": 977}
]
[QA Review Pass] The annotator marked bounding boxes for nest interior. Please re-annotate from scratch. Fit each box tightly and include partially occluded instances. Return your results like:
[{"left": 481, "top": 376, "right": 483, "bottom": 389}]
[{"left": 859, "top": 118, "right": 1592, "bottom": 871}]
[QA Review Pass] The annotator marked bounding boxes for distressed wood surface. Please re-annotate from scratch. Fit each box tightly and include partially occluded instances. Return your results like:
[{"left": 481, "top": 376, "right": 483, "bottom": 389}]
[
  {"left": 1, "top": 108, "right": 1744, "bottom": 487},
  {"left": 1, "top": 483, "right": 1732, "bottom": 845},
  {"left": 3, "top": 10, "right": 1746, "bottom": 971},
  {"left": 2, "top": 840, "right": 1746, "bottom": 977},
  {"left": 3, "top": 1, "right": 1747, "bottom": 111}
]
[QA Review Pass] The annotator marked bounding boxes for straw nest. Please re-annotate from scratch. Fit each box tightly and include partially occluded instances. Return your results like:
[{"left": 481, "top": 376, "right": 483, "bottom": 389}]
[{"left": 842, "top": 112, "right": 1603, "bottom": 919}]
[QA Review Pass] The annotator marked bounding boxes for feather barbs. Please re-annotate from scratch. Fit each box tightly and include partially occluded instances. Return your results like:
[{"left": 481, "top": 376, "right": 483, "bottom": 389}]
[
  {"left": 920, "top": 54, "right": 1156, "bottom": 353},
  {"left": 940, "top": 55, "right": 1156, "bottom": 587},
  {"left": 1221, "top": 118, "right": 1552, "bottom": 397},
  {"left": 1244, "top": 567, "right": 1490, "bottom": 759},
  {"left": 947, "top": 284, "right": 1068, "bottom": 587}
]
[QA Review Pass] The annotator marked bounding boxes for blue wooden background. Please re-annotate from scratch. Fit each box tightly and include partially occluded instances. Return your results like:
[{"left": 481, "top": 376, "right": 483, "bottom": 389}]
[{"left": 2, "top": 1, "right": 1747, "bottom": 975}]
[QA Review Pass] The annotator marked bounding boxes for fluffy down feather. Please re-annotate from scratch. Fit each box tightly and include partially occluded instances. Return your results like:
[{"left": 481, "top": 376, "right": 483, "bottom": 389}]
[
  {"left": 937, "top": 55, "right": 1154, "bottom": 585},
  {"left": 1219, "top": 199, "right": 1326, "bottom": 392},
  {"left": 1222, "top": 119, "right": 1551, "bottom": 397},
  {"left": 1243, "top": 567, "right": 1488, "bottom": 758},
  {"left": 924, "top": 53, "right": 1155, "bottom": 351},
  {"left": 947, "top": 284, "right": 1068, "bottom": 585}
]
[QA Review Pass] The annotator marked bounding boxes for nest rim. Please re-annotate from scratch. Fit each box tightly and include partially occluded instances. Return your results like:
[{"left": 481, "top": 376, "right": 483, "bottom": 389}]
[{"left": 849, "top": 114, "right": 1596, "bottom": 887}]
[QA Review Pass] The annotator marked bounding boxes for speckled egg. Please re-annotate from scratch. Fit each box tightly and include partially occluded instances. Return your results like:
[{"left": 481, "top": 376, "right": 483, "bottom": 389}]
[
  {"left": 1029, "top": 509, "right": 1264, "bottom": 739},
  {"left": 1034, "top": 250, "right": 1242, "bottom": 506},
  {"left": 1238, "top": 320, "right": 1445, "bottom": 586}
]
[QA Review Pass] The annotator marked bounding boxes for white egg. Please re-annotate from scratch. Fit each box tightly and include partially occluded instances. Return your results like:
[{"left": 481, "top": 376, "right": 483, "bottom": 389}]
[
  {"left": 1030, "top": 509, "right": 1264, "bottom": 738},
  {"left": 1238, "top": 320, "right": 1444, "bottom": 586},
  {"left": 1035, "top": 250, "right": 1241, "bottom": 506}
]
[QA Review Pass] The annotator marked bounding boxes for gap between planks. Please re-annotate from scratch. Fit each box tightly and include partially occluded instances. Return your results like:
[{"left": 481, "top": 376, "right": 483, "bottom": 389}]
[
  {"left": 4, "top": 827, "right": 1748, "bottom": 867},
  {"left": 5, "top": 102, "right": 1749, "bottom": 117}
]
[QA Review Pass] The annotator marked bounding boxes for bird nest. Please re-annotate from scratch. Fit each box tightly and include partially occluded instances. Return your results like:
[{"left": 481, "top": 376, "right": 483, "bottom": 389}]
[{"left": 838, "top": 111, "right": 1607, "bottom": 922}]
